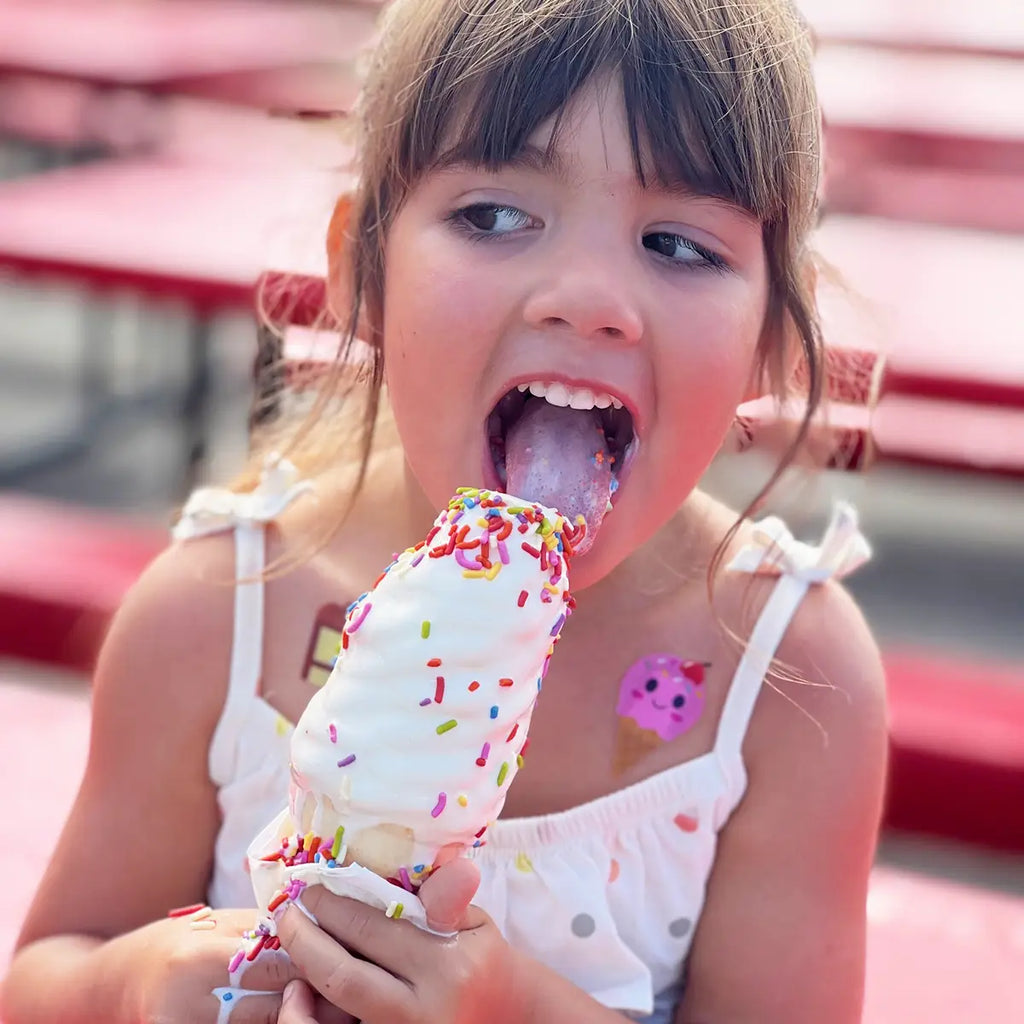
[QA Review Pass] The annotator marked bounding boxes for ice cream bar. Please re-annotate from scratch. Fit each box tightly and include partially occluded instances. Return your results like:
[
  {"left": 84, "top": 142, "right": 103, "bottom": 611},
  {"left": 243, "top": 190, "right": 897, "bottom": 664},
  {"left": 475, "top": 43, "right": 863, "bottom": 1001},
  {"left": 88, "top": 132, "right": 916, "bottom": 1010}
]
[{"left": 243, "top": 489, "right": 579, "bottom": 949}]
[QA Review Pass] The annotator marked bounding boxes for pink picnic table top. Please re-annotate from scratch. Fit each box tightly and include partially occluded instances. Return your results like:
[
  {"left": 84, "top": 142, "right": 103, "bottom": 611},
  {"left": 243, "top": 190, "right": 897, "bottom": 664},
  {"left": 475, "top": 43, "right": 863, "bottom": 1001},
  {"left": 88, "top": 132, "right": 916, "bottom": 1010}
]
[
  {"left": 0, "top": 158, "right": 336, "bottom": 310},
  {"left": 815, "top": 215, "right": 1024, "bottom": 409},
  {"left": 1, "top": 660, "right": 1022, "bottom": 1021},
  {"left": 801, "top": 0, "right": 1024, "bottom": 60},
  {"left": 0, "top": 0, "right": 379, "bottom": 86},
  {"left": 816, "top": 45, "right": 1024, "bottom": 147}
]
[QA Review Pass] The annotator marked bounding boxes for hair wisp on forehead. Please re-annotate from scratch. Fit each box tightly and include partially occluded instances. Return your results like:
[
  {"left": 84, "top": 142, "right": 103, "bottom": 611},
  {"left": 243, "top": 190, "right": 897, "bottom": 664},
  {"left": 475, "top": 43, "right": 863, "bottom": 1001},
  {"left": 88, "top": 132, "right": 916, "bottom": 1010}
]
[{"left": 358, "top": 0, "right": 820, "bottom": 234}]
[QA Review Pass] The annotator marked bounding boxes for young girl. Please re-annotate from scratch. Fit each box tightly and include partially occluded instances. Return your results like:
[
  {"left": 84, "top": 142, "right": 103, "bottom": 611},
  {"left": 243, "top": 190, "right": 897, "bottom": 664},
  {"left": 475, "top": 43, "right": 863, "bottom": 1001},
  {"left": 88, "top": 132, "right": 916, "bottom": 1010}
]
[{"left": 2, "top": 1, "right": 888, "bottom": 1021}]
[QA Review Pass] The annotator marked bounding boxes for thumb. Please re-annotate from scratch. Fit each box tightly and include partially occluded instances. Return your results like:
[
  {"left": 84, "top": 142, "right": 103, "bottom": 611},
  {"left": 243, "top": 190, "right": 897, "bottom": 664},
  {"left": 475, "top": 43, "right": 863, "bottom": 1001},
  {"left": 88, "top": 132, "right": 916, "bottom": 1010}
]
[{"left": 419, "top": 855, "right": 482, "bottom": 932}]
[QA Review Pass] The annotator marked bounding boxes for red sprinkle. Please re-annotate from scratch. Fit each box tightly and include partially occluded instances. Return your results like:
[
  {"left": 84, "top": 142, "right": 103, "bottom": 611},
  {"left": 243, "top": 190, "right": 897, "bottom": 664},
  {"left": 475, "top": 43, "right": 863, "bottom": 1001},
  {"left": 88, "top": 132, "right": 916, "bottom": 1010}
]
[
  {"left": 521, "top": 542, "right": 541, "bottom": 558},
  {"left": 427, "top": 658, "right": 442, "bottom": 668},
  {"left": 247, "top": 933, "right": 269, "bottom": 961},
  {"left": 468, "top": 681, "right": 480, "bottom": 692},
  {"left": 506, "top": 723, "right": 519, "bottom": 742},
  {"left": 517, "top": 590, "right": 528, "bottom": 607},
  {"left": 434, "top": 677, "right": 445, "bottom": 703},
  {"left": 167, "top": 903, "right": 206, "bottom": 918},
  {"left": 499, "top": 677, "right": 514, "bottom": 687}
]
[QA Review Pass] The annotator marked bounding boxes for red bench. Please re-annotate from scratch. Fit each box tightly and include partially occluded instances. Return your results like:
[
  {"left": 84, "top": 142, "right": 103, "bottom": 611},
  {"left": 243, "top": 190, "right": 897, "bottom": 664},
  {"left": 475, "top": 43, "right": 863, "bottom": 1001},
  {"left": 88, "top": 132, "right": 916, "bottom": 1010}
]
[{"left": 0, "top": 497, "right": 164, "bottom": 671}]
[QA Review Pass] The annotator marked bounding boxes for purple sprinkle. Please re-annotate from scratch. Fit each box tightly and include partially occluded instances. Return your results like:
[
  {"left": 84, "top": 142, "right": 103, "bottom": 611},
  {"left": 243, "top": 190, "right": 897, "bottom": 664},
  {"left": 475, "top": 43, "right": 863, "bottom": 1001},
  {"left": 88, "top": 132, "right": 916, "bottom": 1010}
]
[
  {"left": 497, "top": 539, "right": 510, "bottom": 564},
  {"left": 337, "top": 754, "right": 356, "bottom": 767},
  {"left": 419, "top": 697, "right": 432, "bottom": 706},
  {"left": 398, "top": 867, "right": 414, "bottom": 892},
  {"left": 549, "top": 613, "right": 566, "bottom": 637},
  {"left": 450, "top": 510, "right": 464, "bottom": 524},
  {"left": 329, "top": 723, "right": 337, "bottom": 743},
  {"left": 347, "top": 602, "right": 372, "bottom": 633},
  {"left": 431, "top": 792, "right": 447, "bottom": 818},
  {"left": 455, "top": 547, "right": 482, "bottom": 572},
  {"left": 411, "top": 552, "right": 425, "bottom": 568}
]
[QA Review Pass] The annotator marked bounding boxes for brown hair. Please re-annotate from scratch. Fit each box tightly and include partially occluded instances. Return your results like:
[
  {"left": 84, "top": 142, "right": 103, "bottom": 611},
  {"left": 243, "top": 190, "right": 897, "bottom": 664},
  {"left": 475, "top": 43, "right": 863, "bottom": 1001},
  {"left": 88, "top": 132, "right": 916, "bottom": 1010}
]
[{"left": 256, "top": 0, "right": 826, "bottom": 579}]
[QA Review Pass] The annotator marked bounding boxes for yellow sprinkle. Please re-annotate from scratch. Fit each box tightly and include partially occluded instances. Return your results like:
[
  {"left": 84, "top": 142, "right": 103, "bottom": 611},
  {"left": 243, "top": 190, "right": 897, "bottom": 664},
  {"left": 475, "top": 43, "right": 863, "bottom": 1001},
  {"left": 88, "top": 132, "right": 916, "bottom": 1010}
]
[
  {"left": 385, "top": 900, "right": 404, "bottom": 919},
  {"left": 477, "top": 517, "right": 490, "bottom": 528},
  {"left": 517, "top": 754, "right": 524, "bottom": 769},
  {"left": 331, "top": 825, "right": 346, "bottom": 859},
  {"left": 497, "top": 761, "right": 509, "bottom": 786},
  {"left": 436, "top": 719, "right": 458, "bottom": 735},
  {"left": 543, "top": 582, "right": 560, "bottom": 594},
  {"left": 456, "top": 487, "right": 479, "bottom": 496},
  {"left": 458, "top": 794, "right": 468, "bottom": 807},
  {"left": 515, "top": 851, "right": 534, "bottom": 873},
  {"left": 275, "top": 714, "right": 291, "bottom": 736},
  {"left": 421, "top": 621, "right": 431, "bottom": 639}
]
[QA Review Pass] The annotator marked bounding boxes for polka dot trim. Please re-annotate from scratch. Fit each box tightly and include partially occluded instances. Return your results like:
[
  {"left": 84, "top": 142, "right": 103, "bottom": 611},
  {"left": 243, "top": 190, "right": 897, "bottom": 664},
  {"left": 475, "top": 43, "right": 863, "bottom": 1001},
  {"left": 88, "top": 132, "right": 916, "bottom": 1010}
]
[{"left": 571, "top": 913, "right": 597, "bottom": 938}]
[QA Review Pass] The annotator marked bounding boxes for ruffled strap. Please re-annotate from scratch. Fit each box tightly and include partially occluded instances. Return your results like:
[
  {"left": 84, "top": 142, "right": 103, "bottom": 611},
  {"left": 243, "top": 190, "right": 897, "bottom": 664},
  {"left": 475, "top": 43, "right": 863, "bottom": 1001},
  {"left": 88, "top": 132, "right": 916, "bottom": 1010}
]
[
  {"left": 172, "top": 454, "right": 314, "bottom": 541},
  {"left": 726, "top": 501, "right": 871, "bottom": 583}
]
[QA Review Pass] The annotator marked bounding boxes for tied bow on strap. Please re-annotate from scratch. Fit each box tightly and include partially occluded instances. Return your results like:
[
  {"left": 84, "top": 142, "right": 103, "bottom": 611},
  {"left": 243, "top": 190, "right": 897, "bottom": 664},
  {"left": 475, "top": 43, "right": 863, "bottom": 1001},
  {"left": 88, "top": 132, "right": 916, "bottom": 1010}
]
[
  {"left": 727, "top": 502, "right": 870, "bottom": 583},
  {"left": 172, "top": 454, "right": 314, "bottom": 541}
]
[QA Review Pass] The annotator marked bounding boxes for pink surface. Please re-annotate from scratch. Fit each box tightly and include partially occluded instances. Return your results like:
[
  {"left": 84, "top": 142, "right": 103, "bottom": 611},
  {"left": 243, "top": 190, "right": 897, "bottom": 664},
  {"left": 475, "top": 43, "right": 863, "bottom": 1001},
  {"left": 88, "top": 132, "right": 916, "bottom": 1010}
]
[
  {"left": 0, "top": 159, "right": 339, "bottom": 306},
  {"left": 817, "top": 46, "right": 1024, "bottom": 142},
  {"left": 864, "top": 866, "right": 1024, "bottom": 1022},
  {"left": 0, "top": 665, "right": 91, "bottom": 967},
  {"left": 816, "top": 216, "right": 1024, "bottom": 408},
  {"left": 800, "top": 0, "right": 1024, "bottom": 59},
  {"left": 2, "top": 662, "right": 1022, "bottom": 1022},
  {"left": 0, "top": 0, "right": 379, "bottom": 84}
]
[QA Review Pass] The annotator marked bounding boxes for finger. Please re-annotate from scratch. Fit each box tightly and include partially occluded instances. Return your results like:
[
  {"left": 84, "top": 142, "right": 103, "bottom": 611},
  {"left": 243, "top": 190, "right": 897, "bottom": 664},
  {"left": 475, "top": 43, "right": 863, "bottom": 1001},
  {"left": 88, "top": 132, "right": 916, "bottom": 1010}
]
[
  {"left": 276, "top": 903, "right": 417, "bottom": 1021},
  {"left": 278, "top": 980, "right": 318, "bottom": 1024},
  {"left": 297, "top": 887, "right": 431, "bottom": 974},
  {"left": 233, "top": 945, "right": 304, "bottom": 991},
  {"left": 417, "top": 856, "right": 481, "bottom": 932}
]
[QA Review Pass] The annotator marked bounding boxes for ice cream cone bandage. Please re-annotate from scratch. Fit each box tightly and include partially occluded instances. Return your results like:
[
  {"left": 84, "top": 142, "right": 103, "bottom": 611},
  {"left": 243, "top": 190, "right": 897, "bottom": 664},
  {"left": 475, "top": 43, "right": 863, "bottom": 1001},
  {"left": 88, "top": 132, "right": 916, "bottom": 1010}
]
[
  {"left": 613, "top": 656, "right": 706, "bottom": 775},
  {"left": 241, "top": 489, "right": 580, "bottom": 962}
]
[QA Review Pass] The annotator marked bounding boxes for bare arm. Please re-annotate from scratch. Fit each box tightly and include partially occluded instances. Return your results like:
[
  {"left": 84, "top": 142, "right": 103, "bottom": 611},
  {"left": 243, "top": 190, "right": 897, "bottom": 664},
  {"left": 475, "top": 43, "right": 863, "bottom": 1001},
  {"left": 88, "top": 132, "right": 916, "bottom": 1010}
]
[
  {"left": 677, "top": 583, "right": 888, "bottom": 1024},
  {"left": 0, "top": 537, "right": 243, "bottom": 1022}
]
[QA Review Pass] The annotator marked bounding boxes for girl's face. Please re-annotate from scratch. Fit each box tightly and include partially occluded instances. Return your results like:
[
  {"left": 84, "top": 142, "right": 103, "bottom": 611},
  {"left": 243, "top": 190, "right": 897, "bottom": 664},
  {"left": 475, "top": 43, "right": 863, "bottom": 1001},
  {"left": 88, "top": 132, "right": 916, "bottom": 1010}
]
[{"left": 381, "top": 78, "right": 771, "bottom": 589}]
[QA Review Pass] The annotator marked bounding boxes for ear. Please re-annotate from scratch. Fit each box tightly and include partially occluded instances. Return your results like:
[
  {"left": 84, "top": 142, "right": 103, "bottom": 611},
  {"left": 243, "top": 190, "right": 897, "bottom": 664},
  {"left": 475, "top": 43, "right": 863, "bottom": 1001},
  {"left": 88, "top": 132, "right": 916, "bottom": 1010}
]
[{"left": 325, "top": 193, "right": 371, "bottom": 339}]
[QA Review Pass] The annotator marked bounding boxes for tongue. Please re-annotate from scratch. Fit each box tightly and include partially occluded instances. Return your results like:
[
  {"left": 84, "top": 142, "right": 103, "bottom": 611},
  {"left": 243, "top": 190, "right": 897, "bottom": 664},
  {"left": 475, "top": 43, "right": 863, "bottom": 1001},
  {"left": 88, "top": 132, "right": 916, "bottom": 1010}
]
[{"left": 504, "top": 400, "right": 614, "bottom": 556}]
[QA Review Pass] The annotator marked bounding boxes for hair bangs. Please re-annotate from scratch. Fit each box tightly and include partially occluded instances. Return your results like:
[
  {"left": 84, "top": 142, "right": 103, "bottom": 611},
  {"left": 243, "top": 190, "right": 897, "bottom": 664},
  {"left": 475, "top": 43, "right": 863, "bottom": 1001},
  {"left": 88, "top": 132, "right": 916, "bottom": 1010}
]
[{"left": 386, "top": 0, "right": 795, "bottom": 222}]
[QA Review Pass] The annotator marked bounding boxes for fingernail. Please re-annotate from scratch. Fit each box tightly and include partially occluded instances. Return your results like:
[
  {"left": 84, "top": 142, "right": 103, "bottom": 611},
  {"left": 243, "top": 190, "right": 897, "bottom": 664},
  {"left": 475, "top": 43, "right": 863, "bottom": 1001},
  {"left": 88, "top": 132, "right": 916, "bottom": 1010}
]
[{"left": 282, "top": 980, "right": 296, "bottom": 1006}]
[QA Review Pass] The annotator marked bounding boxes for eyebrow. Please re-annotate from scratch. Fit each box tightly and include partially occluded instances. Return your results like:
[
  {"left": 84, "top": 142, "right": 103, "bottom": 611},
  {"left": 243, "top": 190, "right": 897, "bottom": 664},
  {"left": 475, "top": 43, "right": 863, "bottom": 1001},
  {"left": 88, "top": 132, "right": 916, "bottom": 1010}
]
[{"left": 437, "top": 142, "right": 757, "bottom": 223}]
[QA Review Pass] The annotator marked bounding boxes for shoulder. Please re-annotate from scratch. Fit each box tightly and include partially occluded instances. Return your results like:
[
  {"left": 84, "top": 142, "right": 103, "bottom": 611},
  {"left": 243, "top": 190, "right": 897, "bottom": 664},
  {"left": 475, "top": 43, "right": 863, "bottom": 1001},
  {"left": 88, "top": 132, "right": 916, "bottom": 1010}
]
[
  {"left": 93, "top": 531, "right": 243, "bottom": 743},
  {"left": 762, "top": 577, "right": 888, "bottom": 774}
]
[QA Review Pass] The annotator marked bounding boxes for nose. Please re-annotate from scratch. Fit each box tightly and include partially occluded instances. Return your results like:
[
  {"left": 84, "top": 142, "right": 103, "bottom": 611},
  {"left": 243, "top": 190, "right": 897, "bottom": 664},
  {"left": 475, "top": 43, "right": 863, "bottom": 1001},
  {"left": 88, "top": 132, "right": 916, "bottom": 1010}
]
[{"left": 523, "top": 245, "right": 644, "bottom": 346}]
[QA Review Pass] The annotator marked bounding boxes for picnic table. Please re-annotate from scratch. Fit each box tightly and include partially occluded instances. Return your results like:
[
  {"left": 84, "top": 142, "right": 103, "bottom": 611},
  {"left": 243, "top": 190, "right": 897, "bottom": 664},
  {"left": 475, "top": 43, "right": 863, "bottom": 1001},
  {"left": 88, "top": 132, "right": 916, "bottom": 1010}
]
[
  {"left": 800, "top": 0, "right": 1024, "bottom": 60},
  {"left": 0, "top": 158, "right": 338, "bottom": 487},
  {"left": 0, "top": 0, "right": 379, "bottom": 86},
  {"left": 0, "top": 0, "right": 378, "bottom": 160}
]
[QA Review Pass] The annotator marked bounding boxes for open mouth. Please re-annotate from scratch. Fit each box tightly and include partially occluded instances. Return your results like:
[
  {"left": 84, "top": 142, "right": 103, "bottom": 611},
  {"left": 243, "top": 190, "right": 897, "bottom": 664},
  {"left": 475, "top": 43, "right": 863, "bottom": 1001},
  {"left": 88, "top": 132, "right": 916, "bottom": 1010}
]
[{"left": 486, "top": 381, "right": 637, "bottom": 489}]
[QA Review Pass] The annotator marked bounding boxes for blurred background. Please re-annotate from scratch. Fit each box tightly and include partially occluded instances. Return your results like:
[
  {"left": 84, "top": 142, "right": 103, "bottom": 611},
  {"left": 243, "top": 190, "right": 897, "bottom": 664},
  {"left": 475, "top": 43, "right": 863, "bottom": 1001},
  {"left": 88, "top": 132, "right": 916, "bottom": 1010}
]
[{"left": 0, "top": 1, "right": 1022, "bottom": 1020}]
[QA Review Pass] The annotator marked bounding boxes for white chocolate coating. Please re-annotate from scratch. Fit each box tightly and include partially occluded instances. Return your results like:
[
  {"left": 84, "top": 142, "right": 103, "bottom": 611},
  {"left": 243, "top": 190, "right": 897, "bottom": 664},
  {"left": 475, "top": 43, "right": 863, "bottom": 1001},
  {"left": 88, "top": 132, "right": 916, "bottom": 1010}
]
[{"left": 248, "top": 490, "right": 575, "bottom": 919}]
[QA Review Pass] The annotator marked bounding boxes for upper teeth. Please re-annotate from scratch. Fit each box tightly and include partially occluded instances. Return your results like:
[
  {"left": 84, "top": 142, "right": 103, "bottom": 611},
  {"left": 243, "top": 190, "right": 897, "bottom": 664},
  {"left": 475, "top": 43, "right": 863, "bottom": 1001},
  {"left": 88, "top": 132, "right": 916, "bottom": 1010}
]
[{"left": 516, "top": 381, "right": 623, "bottom": 411}]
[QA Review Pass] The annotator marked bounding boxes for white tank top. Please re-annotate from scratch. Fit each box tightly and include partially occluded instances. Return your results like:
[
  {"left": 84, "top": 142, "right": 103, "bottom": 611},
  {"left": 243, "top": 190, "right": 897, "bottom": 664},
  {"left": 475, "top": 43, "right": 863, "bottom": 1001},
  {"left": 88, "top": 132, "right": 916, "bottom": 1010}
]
[{"left": 173, "top": 458, "right": 870, "bottom": 1021}]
